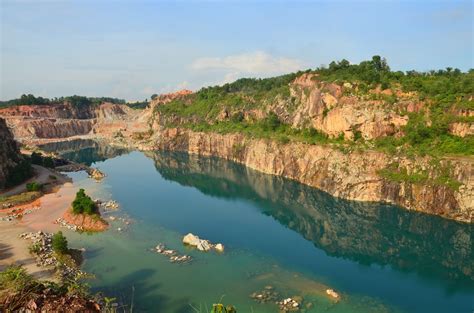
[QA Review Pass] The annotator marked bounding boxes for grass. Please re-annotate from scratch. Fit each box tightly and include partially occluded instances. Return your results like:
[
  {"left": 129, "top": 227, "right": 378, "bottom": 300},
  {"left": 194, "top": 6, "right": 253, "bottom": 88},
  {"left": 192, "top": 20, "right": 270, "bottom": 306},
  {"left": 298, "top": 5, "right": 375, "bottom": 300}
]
[{"left": 0, "top": 191, "right": 42, "bottom": 207}]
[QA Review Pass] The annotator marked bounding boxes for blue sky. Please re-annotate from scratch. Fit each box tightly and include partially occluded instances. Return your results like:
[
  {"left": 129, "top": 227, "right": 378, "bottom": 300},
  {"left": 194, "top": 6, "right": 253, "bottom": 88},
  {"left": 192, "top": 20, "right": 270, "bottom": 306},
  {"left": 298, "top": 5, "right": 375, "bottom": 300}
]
[{"left": 1, "top": 0, "right": 472, "bottom": 101}]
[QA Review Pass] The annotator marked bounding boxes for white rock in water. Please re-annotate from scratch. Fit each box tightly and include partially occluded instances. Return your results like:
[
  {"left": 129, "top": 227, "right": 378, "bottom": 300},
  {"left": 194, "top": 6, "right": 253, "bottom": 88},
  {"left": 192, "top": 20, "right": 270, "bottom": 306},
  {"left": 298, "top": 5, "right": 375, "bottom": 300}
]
[
  {"left": 326, "top": 289, "right": 340, "bottom": 299},
  {"left": 214, "top": 243, "right": 225, "bottom": 253},
  {"left": 196, "top": 240, "right": 212, "bottom": 251},
  {"left": 183, "top": 233, "right": 201, "bottom": 246}
]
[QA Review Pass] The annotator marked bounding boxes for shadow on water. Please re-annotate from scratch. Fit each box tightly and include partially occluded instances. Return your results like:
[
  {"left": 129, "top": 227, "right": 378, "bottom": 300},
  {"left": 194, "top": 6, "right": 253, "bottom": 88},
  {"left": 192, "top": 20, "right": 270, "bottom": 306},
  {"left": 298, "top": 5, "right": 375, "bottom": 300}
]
[
  {"left": 91, "top": 268, "right": 191, "bottom": 313},
  {"left": 147, "top": 151, "right": 474, "bottom": 293}
]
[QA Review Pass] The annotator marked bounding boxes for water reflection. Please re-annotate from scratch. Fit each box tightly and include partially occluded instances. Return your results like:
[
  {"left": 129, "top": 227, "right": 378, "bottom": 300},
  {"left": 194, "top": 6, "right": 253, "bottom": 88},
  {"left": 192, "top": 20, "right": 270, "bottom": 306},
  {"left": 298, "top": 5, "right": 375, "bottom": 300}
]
[
  {"left": 148, "top": 151, "right": 473, "bottom": 291},
  {"left": 40, "top": 139, "right": 129, "bottom": 166}
]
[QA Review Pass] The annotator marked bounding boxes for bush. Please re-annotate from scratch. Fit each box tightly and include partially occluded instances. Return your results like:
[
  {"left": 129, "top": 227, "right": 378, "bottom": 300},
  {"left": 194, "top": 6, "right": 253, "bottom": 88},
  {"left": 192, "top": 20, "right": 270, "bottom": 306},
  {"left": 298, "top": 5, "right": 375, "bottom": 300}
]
[
  {"left": 52, "top": 231, "right": 68, "bottom": 254},
  {"left": 72, "top": 189, "right": 97, "bottom": 215},
  {"left": 43, "top": 157, "right": 55, "bottom": 168},
  {"left": 5, "top": 159, "right": 33, "bottom": 187},
  {"left": 30, "top": 152, "right": 43, "bottom": 165},
  {"left": 26, "top": 182, "right": 42, "bottom": 192}
]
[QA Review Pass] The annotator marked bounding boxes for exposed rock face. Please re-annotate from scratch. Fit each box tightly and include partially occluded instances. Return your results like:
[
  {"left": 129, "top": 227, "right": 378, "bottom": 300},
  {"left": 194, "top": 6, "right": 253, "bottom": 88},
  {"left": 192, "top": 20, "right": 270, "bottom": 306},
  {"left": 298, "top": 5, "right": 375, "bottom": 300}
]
[
  {"left": 154, "top": 128, "right": 473, "bottom": 223},
  {"left": 450, "top": 122, "right": 474, "bottom": 137},
  {"left": 0, "top": 102, "right": 148, "bottom": 142},
  {"left": 279, "top": 73, "right": 415, "bottom": 140},
  {"left": 0, "top": 118, "right": 23, "bottom": 189}
]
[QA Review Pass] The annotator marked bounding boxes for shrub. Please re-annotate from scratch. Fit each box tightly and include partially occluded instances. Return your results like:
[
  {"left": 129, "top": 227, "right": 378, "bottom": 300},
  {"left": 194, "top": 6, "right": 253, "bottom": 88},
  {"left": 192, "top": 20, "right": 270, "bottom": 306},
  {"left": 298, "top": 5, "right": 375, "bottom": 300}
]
[
  {"left": 6, "top": 159, "right": 33, "bottom": 187},
  {"left": 30, "top": 152, "right": 43, "bottom": 165},
  {"left": 52, "top": 231, "right": 68, "bottom": 254},
  {"left": 72, "top": 189, "right": 97, "bottom": 215},
  {"left": 26, "top": 182, "right": 42, "bottom": 192},
  {"left": 43, "top": 157, "right": 55, "bottom": 168}
]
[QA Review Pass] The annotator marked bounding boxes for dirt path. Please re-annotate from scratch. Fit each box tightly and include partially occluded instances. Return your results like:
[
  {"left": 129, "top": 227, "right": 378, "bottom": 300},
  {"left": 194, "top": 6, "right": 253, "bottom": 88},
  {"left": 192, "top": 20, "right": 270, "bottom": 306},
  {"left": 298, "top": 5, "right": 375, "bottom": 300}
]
[{"left": 1, "top": 165, "right": 67, "bottom": 197}]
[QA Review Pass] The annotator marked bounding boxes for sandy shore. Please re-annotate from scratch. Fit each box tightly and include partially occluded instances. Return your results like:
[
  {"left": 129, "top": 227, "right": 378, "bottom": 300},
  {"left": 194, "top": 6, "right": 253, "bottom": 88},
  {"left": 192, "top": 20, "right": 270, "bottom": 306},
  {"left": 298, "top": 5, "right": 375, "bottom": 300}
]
[{"left": 0, "top": 180, "right": 78, "bottom": 279}]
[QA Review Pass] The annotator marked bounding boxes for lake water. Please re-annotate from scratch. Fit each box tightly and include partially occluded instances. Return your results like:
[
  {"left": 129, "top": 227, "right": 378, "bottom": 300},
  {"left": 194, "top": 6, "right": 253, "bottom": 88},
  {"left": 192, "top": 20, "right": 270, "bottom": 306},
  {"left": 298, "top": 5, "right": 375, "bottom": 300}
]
[{"left": 41, "top": 141, "right": 474, "bottom": 313}]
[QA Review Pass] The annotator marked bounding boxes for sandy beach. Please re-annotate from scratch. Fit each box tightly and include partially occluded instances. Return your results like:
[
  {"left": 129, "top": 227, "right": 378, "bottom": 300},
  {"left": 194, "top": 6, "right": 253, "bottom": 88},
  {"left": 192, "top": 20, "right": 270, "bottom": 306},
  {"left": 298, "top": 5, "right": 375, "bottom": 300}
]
[{"left": 0, "top": 178, "right": 77, "bottom": 279}]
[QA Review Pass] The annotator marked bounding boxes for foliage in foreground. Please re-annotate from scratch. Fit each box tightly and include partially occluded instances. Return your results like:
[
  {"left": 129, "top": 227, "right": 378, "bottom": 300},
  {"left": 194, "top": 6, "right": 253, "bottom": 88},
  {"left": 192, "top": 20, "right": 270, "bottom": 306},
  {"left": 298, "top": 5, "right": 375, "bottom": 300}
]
[{"left": 0, "top": 265, "right": 98, "bottom": 312}]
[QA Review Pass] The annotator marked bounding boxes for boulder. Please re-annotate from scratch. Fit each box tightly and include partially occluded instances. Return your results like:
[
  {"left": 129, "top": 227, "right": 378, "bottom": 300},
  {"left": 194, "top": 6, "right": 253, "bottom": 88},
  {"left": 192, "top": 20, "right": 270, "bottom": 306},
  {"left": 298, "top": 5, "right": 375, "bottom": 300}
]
[
  {"left": 214, "top": 243, "right": 225, "bottom": 253},
  {"left": 326, "top": 289, "right": 340, "bottom": 299},
  {"left": 183, "top": 233, "right": 201, "bottom": 246}
]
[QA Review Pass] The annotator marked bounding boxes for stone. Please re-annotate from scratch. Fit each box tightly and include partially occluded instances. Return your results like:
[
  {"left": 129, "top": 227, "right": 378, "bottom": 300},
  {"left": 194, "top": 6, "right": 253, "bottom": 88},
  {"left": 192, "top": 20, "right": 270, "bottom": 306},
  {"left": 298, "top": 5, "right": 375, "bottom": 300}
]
[
  {"left": 214, "top": 243, "right": 225, "bottom": 253},
  {"left": 326, "top": 289, "right": 340, "bottom": 299}
]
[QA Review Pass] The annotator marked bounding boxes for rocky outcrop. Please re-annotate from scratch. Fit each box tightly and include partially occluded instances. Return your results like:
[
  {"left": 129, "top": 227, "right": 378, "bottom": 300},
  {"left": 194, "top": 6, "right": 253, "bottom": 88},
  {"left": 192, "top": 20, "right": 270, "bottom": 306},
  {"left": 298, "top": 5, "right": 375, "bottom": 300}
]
[
  {"left": 0, "top": 118, "right": 24, "bottom": 189},
  {"left": 277, "top": 73, "right": 420, "bottom": 140},
  {"left": 62, "top": 209, "right": 109, "bottom": 232},
  {"left": 153, "top": 128, "right": 473, "bottom": 223}
]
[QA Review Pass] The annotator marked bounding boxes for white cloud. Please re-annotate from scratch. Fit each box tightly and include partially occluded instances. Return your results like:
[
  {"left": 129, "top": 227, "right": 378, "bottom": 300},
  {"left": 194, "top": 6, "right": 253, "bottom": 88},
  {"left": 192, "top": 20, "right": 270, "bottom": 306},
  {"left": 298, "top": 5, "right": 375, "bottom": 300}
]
[{"left": 191, "top": 51, "right": 304, "bottom": 76}]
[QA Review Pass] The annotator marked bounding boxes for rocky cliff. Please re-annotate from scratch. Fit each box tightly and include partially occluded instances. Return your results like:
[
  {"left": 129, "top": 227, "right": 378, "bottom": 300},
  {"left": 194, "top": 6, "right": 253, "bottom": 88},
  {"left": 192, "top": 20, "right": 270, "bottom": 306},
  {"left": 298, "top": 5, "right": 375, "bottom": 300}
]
[
  {"left": 0, "top": 102, "right": 148, "bottom": 142},
  {"left": 0, "top": 71, "right": 472, "bottom": 223},
  {"left": 153, "top": 128, "right": 473, "bottom": 223},
  {"left": 0, "top": 118, "right": 25, "bottom": 189}
]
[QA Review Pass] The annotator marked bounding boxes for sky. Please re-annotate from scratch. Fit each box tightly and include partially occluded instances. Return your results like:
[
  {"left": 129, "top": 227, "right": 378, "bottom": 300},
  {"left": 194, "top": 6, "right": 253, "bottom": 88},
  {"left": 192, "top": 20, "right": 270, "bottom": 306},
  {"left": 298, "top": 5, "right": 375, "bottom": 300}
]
[{"left": 1, "top": 0, "right": 472, "bottom": 101}]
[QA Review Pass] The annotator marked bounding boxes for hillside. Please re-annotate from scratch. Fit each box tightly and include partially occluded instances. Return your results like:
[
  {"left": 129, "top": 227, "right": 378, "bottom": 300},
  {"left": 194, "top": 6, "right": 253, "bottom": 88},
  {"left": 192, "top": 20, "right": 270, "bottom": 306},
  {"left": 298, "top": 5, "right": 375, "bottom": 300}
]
[
  {"left": 0, "top": 56, "right": 472, "bottom": 222},
  {"left": 0, "top": 118, "right": 33, "bottom": 189}
]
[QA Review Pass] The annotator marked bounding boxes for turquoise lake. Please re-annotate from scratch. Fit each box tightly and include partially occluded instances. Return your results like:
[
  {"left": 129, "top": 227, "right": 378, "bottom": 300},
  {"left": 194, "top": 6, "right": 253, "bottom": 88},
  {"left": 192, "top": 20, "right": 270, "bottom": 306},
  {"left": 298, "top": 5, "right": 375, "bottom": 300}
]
[{"left": 41, "top": 140, "right": 474, "bottom": 313}]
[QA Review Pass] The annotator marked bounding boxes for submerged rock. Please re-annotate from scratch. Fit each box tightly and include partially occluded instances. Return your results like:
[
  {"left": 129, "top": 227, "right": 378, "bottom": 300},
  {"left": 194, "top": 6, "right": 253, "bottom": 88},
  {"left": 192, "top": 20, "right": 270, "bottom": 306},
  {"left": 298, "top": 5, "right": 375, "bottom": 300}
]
[
  {"left": 153, "top": 242, "right": 192, "bottom": 263},
  {"left": 326, "top": 288, "right": 340, "bottom": 300}
]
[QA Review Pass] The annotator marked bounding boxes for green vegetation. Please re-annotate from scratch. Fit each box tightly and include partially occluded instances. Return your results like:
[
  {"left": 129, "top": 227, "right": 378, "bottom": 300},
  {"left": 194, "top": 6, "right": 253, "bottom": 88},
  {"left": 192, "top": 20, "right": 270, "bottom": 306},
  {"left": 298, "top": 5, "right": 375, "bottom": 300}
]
[
  {"left": 126, "top": 100, "right": 149, "bottom": 109},
  {"left": 156, "top": 56, "right": 472, "bottom": 159},
  {"left": 52, "top": 231, "right": 69, "bottom": 254},
  {"left": 6, "top": 159, "right": 34, "bottom": 188},
  {"left": 30, "top": 151, "right": 55, "bottom": 168},
  {"left": 26, "top": 181, "right": 42, "bottom": 192},
  {"left": 0, "top": 191, "right": 41, "bottom": 207},
  {"left": 72, "top": 188, "right": 98, "bottom": 215},
  {"left": 0, "top": 265, "right": 97, "bottom": 311},
  {"left": 0, "top": 94, "right": 126, "bottom": 109},
  {"left": 378, "top": 162, "right": 462, "bottom": 191}
]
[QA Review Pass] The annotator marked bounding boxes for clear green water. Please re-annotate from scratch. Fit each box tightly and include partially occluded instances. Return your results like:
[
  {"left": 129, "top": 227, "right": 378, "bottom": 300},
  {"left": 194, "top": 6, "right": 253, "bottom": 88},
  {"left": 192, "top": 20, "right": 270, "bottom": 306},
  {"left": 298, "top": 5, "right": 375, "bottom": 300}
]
[{"left": 41, "top": 141, "right": 474, "bottom": 313}]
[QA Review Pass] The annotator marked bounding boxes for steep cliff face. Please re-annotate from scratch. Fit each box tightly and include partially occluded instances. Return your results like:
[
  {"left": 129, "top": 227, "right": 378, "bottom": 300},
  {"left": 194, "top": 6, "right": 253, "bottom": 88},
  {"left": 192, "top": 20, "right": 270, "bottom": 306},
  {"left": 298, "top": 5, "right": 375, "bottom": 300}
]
[
  {"left": 0, "top": 102, "right": 147, "bottom": 142},
  {"left": 0, "top": 118, "right": 23, "bottom": 189},
  {"left": 281, "top": 73, "right": 417, "bottom": 140},
  {"left": 153, "top": 128, "right": 473, "bottom": 223}
]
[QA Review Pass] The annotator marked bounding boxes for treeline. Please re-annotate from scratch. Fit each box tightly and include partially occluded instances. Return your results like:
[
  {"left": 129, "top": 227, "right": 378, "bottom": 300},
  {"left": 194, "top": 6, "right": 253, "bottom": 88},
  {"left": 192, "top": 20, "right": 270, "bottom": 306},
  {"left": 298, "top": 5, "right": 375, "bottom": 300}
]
[
  {"left": 315, "top": 56, "right": 473, "bottom": 108},
  {"left": 0, "top": 94, "right": 127, "bottom": 109}
]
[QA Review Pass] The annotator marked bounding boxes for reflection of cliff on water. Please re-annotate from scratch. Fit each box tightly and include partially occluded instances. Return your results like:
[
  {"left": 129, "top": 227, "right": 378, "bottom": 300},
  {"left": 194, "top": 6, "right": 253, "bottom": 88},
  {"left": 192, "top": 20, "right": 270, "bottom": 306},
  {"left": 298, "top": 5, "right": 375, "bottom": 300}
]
[
  {"left": 148, "top": 151, "right": 473, "bottom": 290},
  {"left": 40, "top": 139, "right": 129, "bottom": 166}
]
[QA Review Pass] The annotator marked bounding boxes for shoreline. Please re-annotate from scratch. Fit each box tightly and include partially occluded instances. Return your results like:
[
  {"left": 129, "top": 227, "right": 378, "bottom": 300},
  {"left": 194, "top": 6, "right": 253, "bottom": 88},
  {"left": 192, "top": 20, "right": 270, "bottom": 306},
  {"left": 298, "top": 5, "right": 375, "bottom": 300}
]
[{"left": 0, "top": 172, "right": 78, "bottom": 279}]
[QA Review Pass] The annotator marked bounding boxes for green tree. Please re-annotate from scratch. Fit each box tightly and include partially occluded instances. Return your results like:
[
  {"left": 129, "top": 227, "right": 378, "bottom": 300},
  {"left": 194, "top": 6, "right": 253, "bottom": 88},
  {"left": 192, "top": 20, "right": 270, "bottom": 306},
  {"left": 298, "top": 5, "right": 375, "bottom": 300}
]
[
  {"left": 52, "top": 231, "right": 68, "bottom": 254},
  {"left": 30, "top": 152, "right": 43, "bottom": 165},
  {"left": 42, "top": 156, "right": 55, "bottom": 168},
  {"left": 72, "top": 188, "right": 97, "bottom": 215}
]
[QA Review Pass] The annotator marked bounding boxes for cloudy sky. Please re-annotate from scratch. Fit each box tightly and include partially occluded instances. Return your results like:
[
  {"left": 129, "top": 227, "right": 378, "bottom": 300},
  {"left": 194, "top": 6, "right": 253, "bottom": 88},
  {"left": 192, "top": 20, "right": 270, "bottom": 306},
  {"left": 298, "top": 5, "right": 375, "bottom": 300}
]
[{"left": 1, "top": 0, "right": 472, "bottom": 101}]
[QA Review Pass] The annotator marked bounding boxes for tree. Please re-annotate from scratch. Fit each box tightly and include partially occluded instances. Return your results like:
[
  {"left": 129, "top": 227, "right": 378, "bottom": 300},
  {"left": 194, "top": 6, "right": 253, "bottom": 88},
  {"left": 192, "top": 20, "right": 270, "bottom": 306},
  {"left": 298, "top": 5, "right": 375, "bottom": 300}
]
[
  {"left": 72, "top": 188, "right": 97, "bottom": 215},
  {"left": 52, "top": 231, "right": 68, "bottom": 254},
  {"left": 30, "top": 152, "right": 43, "bottom": 165},
  {"left": 43, "top": 157, "right": 55, "bottom": 168}
]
